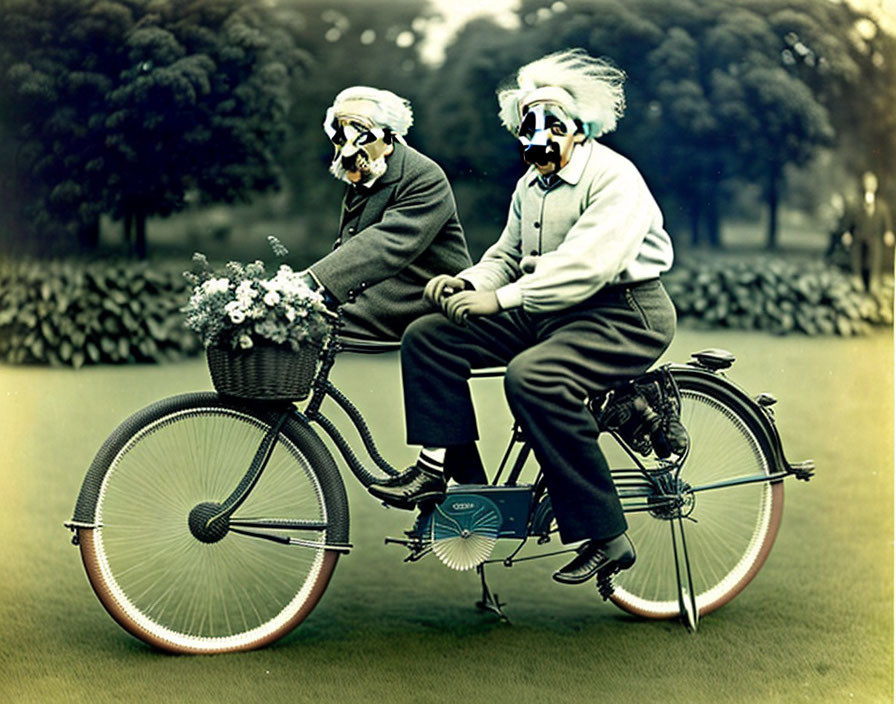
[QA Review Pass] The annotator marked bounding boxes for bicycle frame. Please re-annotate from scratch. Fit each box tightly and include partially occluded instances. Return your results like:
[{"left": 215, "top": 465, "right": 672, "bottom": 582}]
[{"left": 297, "top": 329, "right": 811, "bottom": 509}]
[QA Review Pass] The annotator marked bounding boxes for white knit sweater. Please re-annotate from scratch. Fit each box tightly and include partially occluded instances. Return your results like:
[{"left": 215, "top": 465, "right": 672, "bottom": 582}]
[{"left": 459, "top": 140, "right": 673, "bottom": 312}]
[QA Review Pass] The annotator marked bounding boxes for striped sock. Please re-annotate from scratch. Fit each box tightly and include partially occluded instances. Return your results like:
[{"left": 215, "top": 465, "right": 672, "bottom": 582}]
[{"left": 416, "top": 447, "right": 445, "bottom": 476}]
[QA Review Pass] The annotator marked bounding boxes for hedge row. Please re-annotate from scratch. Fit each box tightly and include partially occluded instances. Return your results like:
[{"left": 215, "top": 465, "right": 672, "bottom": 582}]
[
  {"left": 665, "top": 258, "right": 893, "bottom": 336},
  {"left": 0, "top": 258, "right": 201, "bottom": 367},
  {"left": 0, "top": 256, "right": 891, "bottom": 368}
]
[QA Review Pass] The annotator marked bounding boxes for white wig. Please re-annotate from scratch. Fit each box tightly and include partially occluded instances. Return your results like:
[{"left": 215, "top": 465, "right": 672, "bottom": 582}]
[
  {"left": 326, "top": 86, "right": 414, "bottom": 137},
  {"left": 497, "top": 49, "right": 626, "bottom": 138}
]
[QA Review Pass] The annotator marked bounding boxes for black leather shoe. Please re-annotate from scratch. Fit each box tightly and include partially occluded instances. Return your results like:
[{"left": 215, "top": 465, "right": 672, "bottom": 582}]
[
  {"left": 552, "top": 534, "right": 636, "bottom": 587},
  {"left": 368, "top": 470, "right": 410, "bottom": 488},
  {"left": 368, "top": 465, "right": 446, "bottom": 509}
]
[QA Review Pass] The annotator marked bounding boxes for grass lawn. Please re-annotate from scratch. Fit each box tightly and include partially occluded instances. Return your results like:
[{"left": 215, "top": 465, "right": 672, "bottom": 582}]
[{"left": 0, "top": 326, "right": 892, "bottom": 704}]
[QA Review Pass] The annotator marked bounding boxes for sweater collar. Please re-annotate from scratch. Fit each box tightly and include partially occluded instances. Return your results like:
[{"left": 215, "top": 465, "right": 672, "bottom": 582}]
[{"left": 527, "top": 141, "right": 591, "bottom": 188}]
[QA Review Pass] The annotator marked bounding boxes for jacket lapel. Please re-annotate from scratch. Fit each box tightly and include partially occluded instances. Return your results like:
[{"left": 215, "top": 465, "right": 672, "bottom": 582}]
[
  {"left": 337, "top": 189, "right": 352, "bottom": 234},
  {"left": 355, "top": 143, "right": 407, "bottom": 232}
]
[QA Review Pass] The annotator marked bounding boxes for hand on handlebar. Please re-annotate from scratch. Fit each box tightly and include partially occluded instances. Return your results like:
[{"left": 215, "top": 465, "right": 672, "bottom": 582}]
[
  {"left": 442, "top": 290, "right": 500, "bottom": 326},
  {"left": 299, "top": 270, "right": 340, "bottom": 311},
  {"left": 423, "top": 275, "right": 468, "bottom": 306}
]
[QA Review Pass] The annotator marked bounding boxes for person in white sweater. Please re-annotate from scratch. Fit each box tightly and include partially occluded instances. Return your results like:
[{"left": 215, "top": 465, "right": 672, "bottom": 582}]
[{"left": 370, "top": 49, "right": 677, "bottom": 591}]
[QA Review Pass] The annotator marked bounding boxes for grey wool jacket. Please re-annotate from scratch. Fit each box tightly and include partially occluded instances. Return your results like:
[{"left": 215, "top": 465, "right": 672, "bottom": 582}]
[{"left": 310, "top": 142, "right": 473, "bottom": 340}]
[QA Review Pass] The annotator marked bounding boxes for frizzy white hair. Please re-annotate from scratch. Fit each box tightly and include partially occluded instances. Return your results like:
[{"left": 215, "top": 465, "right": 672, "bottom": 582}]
[
  {"left": 327, "top": 86, "right": 414, "bottom": 136},
  {"left": 497, "top": 49, "right": 626, "bottom": 138}
]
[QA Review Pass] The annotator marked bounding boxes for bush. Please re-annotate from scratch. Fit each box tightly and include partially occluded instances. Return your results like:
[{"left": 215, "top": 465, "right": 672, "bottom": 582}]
[
  {"left": 665, "top": 257, "right": 893, "bottom": 336},
  {"left": 0, "top": 258, "right": 201, "bottom": 367}
]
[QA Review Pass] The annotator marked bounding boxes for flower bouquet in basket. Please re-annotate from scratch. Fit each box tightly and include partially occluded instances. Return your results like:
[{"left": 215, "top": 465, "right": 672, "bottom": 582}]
[{"left": 182, "top": 236, "right": 333, "bottom": 401}]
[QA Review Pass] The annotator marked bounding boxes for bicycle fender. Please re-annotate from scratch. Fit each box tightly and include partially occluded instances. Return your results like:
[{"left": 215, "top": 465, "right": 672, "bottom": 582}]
[{"left": 668, "top": 364, "right": 807, "bottom": 480}]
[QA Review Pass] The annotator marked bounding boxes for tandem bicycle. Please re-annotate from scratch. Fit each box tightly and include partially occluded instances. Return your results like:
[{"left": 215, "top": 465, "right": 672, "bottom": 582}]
[{"left": 66, "top": 313, "right": 814, "bottom": 653}]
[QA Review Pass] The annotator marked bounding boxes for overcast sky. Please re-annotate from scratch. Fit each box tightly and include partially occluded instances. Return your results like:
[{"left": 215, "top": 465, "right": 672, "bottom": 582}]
[
  {"left": 421, "top": 0, "right": 519, "bottom": 63},
  {"left": 421, "top": 0, "right": 896, "bottom": 64}
]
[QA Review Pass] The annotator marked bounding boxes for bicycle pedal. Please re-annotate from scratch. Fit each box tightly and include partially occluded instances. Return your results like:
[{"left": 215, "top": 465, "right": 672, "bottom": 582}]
[
  {"left": 596, "top": 575, "right": 616, "bottom": 600},
  {"left": 596, "top": 566, "right": 621, "bottom": 600}
]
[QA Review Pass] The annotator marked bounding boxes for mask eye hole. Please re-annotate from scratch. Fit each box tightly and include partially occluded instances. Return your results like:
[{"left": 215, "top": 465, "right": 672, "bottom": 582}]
[
  {"left": 546, "top": 116, "right": 568, "bottom": 136},
  {"left": 518, "top": 111, "right": 537, "bottom": 140},
  {"left": 329, "top": 120, "right": 346, "bottom": 146},
  {"left": 345, "top": 121, "right": 382, "bottom": 146}
]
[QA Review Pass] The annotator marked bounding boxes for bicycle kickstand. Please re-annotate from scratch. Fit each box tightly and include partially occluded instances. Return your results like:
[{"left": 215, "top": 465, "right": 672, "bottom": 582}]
[
  {"left": 671, "top": 516, "right": 699, "bottom": 633},
  {"left": 475, "top": 563, "right": 510, "bottom": 623}
]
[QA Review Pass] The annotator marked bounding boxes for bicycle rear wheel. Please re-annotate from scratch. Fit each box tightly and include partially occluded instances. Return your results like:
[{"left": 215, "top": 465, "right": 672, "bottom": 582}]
[
  {"left": 608, "top": 371, "right": 784, "bottom": 619},
  {"left": 72, "top": 393, "right": 348, "bottom": 653}
]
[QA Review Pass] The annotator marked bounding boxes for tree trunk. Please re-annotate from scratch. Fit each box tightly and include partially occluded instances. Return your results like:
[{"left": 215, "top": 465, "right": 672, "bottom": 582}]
[
  {"left": 766, "top": 165, "right": 780, "bottom": 250},
  {"left": 706, "top": 179, "right": 721, "bottom": 248},
  {"left": 123, "top": 212, "right": 134, "bottom": 248},
  {"left": 76, "top": 216, "right": 100, "bottom": 251},
  {"left": 689, "top": 198, "right": 701, "bottom": 246},
  {"left": 135, "top": 210, "right": 147, "bottom": 259},
  {"left": 122, "top": 206, "right": 148, "bottom": 258}
]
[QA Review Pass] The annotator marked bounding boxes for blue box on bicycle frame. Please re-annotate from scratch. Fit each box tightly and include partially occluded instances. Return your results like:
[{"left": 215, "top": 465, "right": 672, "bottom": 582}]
[{"left": 442, "top": 484, "right": 535, "bottom": 539}]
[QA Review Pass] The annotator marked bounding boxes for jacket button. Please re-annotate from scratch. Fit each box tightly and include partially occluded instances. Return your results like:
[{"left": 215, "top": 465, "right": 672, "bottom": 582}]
[
  {"left": 347, "top": 226, "right": 357, "bottom": 234},
  {"left": 530, "top": 249, "right": 538, "bottom": 256},
  {"left": 533, "top": 221, "right": 541, "bottom": 228}
]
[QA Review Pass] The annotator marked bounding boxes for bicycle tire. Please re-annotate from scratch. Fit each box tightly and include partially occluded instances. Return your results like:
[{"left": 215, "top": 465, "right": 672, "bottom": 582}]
[
  {"left": 608, "top": 370, "right": 784, "bottom": 619},
  {"left": 72, "top": 392, "right": 349, "bottom": 653}
]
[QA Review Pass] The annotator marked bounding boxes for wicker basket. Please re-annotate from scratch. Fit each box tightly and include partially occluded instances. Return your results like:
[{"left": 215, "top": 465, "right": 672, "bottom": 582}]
[{"left": 206, "top": 342, "right": 322, "bottom": 401}]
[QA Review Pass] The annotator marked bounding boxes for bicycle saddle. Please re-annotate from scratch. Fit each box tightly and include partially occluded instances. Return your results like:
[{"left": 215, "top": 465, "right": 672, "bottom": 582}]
[{"left": 689, "top": 348, "right": 736, "bottom": 371}]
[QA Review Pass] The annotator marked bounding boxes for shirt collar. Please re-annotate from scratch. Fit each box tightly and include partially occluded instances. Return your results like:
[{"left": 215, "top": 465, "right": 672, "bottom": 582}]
[{"left": 526, "top": 141, "right": 591, "bottom": 188}]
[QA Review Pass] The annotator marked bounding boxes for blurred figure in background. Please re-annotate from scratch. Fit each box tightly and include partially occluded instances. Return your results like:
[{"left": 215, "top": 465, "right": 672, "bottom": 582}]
[{"left": 837, "top": 171, "right": 894, "bottom": 294}]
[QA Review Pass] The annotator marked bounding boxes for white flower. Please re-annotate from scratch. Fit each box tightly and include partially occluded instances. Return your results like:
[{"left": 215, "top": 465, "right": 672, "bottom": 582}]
[
  {"left": 184, "top": 245, "right": 333, "bottom": 352},
  {"left": 263, "top": 290, "right": 281, "bottom": 306},
  {"left": 235, "top": 280, "right": 258, "bottom": 306},
  {"left": 202, "top": 277, "right": 230, "bottom": 295}
]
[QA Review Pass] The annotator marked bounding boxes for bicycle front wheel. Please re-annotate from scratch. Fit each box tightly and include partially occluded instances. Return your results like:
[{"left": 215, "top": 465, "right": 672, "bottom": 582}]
[
  {"left": 72, "top": 393, "right": 348, "bottom": 653},
  {"left": 608, "top": 371, "right": 784, "bottom": 619}
]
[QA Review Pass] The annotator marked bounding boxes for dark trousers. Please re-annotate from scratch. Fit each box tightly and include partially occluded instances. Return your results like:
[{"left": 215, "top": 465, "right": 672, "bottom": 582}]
[
  {"left": 401, "top": 279, "right": 676, "bottom": 544},
  {"left": 850, "top": 238, "right": 883, "bottom": 292}
]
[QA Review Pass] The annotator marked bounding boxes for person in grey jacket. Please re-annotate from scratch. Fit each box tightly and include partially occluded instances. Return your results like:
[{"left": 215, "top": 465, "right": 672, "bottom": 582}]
[
  {"left": 370, "top": 50, "right": 677, "bottom": 593},
  {"left": 302, "top": 86, "right": 473, "bottom": 341}
]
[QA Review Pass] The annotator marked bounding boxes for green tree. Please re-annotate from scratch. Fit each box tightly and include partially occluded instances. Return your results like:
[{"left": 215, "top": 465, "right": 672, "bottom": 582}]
[
  {"left": 444, "top": 0, "right": 847, "bottom": 248},
  {"left": 0, "top": 0, "right": 302, "bottom": 257},
  {"left": 414, "top": 17, "right": 529, "bottom": 255}
]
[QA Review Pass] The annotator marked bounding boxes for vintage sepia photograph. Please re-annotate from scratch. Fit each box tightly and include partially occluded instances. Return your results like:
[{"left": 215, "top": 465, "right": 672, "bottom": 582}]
[{"left": 1, "top": 1, "right": 893, "bottom": 702}]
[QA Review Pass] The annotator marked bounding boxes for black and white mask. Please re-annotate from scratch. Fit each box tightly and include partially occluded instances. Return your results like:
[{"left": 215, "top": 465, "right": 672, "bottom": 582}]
[
  {"left": 324, "top": 105, "right": 393, "bottom": 186},
  {"left": 517, "top": 102, "right": 579, "bottom": 174}
]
